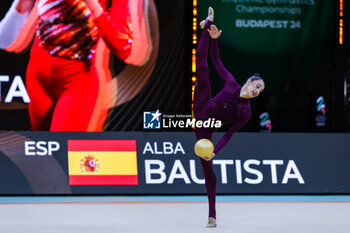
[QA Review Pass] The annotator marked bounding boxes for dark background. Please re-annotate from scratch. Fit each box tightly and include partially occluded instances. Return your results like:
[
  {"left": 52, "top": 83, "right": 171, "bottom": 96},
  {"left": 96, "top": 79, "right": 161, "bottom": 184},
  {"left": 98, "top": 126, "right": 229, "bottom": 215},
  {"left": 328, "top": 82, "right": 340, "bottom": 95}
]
[{"left": 198, "top": 0, "right": 349, "bottom": 133}]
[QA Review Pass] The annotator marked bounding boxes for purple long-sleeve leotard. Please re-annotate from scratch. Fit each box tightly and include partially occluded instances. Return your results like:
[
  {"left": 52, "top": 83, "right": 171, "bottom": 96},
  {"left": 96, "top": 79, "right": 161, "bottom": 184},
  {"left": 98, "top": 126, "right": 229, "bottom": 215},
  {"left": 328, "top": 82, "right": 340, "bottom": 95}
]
[
  {"left": 193, "top": 20, "right": 251, "bottom": 219},
  {"left": 194, "top": 20, "right": 251, "bottom": 155}
]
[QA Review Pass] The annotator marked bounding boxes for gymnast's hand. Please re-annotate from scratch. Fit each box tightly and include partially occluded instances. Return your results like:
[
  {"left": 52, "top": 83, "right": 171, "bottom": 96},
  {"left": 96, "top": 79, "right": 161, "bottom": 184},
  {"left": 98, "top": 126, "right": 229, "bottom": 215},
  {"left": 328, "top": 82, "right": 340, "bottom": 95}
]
[
  {"left": 203, "top": 153, "right": 216, "bottom": 161},
  {"left": 207, "top": 25, "right": 222, "bottom": 39},
  {"left": 16, "top": 0, "right": 35, "bottom": 14}
]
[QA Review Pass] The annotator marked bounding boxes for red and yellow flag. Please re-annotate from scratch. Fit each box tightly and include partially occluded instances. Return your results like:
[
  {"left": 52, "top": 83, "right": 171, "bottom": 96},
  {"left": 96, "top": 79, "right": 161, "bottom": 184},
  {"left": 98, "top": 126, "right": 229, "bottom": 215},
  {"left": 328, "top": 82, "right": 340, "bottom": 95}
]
[{"left": 68, "top": 140, "right": 138, "bottom": 185}]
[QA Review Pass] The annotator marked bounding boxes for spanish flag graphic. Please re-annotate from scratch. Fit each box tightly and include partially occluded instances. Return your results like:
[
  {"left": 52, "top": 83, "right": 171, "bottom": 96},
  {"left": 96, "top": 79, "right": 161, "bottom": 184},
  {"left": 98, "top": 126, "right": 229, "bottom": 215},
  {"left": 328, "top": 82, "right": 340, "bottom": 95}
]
[{"left": 68, "top": 140, "right": 138, "bottom": 185}]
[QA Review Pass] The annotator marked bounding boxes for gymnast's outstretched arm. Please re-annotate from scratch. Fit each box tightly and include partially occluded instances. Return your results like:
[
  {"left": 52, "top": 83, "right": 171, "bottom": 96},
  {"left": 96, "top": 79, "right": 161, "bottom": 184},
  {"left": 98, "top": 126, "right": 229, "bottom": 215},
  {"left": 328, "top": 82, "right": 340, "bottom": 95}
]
[
  {"left": 85, "top": 0, "right": 133, "bottom": 60},
  {"left": 209, "top": 26, "right": 240, "bottom": 91},
  {"left": 213, "top": 109, "right": 251, "bottom": 155},
  {"left": 0, "top": 0, "right": 34, "bottom": 49}
]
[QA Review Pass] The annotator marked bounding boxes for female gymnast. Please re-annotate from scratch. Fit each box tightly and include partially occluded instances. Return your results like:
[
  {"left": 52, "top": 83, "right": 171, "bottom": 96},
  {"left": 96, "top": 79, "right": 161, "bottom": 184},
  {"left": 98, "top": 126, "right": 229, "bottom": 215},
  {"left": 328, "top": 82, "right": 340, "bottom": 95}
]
[
  {"left": 0, "top": 0, "right": 149, "bottom": 131},
  {"left": 194, "top": 7, "right": 265, "bottom": 227}
]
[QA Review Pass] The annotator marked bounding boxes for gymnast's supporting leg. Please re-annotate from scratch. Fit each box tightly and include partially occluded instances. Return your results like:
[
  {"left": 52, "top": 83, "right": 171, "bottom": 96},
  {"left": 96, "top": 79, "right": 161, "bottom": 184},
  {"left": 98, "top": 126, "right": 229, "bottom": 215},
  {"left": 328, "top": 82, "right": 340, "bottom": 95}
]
[
  {"left": 195, "top": 132, "right": 217, "bottom": 220},
  {"left": 201, "top": 158, "right": 217, "bottom": 219},
  {"left": 200, "top": 158, "right": 216, "bottom": 219}
]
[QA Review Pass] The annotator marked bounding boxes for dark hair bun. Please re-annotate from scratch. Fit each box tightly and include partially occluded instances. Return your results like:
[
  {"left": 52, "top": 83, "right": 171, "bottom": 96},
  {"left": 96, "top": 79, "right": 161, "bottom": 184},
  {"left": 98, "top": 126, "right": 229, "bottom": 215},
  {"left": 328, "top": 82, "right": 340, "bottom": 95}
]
[{"left": 254, "top": 73, "right": 260, "bottom": 77}]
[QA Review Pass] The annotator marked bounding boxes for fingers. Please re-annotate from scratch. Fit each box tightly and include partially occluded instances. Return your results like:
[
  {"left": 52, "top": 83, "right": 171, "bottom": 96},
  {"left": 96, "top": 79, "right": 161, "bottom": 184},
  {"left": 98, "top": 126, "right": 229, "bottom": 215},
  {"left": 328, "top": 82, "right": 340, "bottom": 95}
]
[
  {"left": 203, "top": 153, "right": 216, "bottom": 161},
  {"left": 208, "top": 30, "right": 222, "bottom": 39},
  {"left": 201, "top": 154, "right": 211, "bottom": 161},
  {"left": 207, "top": 28, "right": 216, "bottom": 34},
  {"left": 210, "top": 25, "right": 218, "bottom": 33},
  {"left": 207, "top": 25, "right": 220, "bottom": 32},
  {"left": 215, "top": 31, "right": 222, "bottom": 39}
]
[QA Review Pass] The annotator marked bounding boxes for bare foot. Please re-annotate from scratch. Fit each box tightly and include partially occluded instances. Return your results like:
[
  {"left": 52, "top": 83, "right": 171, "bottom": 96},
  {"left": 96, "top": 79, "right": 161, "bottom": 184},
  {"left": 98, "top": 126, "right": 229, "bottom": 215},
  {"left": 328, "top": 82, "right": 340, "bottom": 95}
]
[
  {"left": 200, "top": 7, "right": 214, "bottom": 29},
  {"left": 207, "top": 6, "right": 214, "bottom": 22}
]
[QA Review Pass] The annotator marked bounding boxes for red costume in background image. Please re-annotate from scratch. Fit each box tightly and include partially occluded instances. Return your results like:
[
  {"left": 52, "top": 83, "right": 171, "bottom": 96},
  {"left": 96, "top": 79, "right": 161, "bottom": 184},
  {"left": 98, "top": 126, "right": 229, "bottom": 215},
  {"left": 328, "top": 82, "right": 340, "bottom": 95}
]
[
  {"left": 1, "top": 0, "right": 157, "bottom": 131},
  {"left": 28, "top": 0, "right": 132, "bottom": 131}
]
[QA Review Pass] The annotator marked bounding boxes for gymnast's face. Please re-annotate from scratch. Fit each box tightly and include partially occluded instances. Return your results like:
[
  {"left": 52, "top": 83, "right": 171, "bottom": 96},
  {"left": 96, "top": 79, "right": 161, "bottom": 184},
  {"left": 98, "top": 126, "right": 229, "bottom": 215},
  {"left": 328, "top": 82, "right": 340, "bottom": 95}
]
[{"left": 240, "top": 79, "right": 265, "bottom": 99}]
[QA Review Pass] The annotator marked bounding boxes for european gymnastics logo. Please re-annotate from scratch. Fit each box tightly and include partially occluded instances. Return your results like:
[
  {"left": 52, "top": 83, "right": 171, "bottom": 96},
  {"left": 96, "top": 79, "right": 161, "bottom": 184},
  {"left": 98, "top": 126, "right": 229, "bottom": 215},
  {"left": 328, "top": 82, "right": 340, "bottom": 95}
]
[
  {"left": 315, "top": 96, "right": 326, "bottom": 127},
  {"left": 316, "top": 96, "right": 326, "bottom": 115},
  {"left": 259, "top": 112, "right": 272, "bottom": 132}
]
